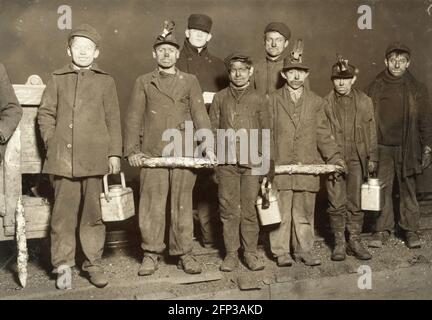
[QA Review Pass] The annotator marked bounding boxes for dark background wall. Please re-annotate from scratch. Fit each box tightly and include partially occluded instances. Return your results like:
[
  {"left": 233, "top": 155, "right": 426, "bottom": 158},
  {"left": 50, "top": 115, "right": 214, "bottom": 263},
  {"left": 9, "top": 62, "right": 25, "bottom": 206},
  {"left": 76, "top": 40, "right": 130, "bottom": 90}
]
[{"left": 1, "top": 0, "right": 431, "bottom": 177}]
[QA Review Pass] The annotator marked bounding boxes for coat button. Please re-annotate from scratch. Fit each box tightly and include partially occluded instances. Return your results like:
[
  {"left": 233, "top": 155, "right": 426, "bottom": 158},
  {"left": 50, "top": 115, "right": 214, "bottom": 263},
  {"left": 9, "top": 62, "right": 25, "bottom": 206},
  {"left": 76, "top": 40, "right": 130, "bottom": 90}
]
[
  {"left": 67, "top": 144, "right": 72, "bottom": 149},
  {"left": 69, "top": 123, "right": 73, "bottom": 129}
]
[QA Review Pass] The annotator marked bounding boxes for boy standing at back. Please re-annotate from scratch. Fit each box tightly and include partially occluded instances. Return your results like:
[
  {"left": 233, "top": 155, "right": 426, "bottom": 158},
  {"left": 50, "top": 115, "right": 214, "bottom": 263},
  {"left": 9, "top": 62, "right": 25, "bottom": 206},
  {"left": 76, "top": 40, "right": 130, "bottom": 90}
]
[{"left": 38, "top": 24, "right": 122, "bottom": 289}]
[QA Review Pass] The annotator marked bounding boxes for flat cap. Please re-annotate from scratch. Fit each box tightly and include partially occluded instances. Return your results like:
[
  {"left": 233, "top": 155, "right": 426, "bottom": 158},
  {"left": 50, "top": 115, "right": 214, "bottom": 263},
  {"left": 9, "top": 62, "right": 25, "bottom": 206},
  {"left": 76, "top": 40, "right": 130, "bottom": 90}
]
[
  {"left": 188, "top": 14, "right": 213, "bottom": 33},
  {"left": 68, "top": 24, "right": 101, "bottom": 46},
  {"left": 224, "top": 52, "right": 252, "bottom": 69},
  {"left": 154, "top": 21, "right": 180, "bottom": 49},
  {"left": 264, "top": 22, "right": 291, "bottom": 40},
  {"left": 385, "top": 41, "right": 410, "bottom": 57}
]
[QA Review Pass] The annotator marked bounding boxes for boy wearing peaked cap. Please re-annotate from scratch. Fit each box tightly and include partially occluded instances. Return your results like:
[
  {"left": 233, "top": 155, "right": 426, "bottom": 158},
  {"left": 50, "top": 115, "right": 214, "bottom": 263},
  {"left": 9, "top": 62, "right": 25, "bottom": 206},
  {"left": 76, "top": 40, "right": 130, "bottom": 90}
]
[
  {"left": 124, "top": 21, "right": 215, "bottom": 276},
  {"left": 366, "top": 42, "right": 432, "bottom": 249},
  {"left": 209, "top": 53, "right": 274, "bottom": 272},
  {"left": 37, "top": 24, "right": 122, "bottom": 289},
  {"left": 177, "top": 13, "right": 228, "bottom": 250},
  {"left": 323, "top": 56, "right": 377, "bottom": 261},
  {"left": 267, "top": 41, "right": 345, "bottom": 267}
]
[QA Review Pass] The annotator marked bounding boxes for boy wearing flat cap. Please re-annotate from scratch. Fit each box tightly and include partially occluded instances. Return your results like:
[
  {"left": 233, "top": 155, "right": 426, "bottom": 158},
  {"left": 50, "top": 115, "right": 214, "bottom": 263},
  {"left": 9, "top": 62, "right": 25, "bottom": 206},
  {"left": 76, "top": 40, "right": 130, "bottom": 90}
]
[
  {"left": 323, "top": 56, "right": 377, "bottom": 261},
  {"left": 177, "top": 13, "right": 228, "bottom": 250},
  {"left": 209, "top": 53, "right": 273, "bottom": 272},
  {"left": 268, "top": 42, "right": 345, "bottom": 267},
  {"left": 367, "top": 42, "right": 432, "bottom": 249},
  {"left": 38, "top": 24, "right": 122, "bottom": 289},
  {"left": 124, "top": 21, "right": 215, "bottom": 276},
  {"left": 253, "top": 22, "right": 291, "bottom": 97}
]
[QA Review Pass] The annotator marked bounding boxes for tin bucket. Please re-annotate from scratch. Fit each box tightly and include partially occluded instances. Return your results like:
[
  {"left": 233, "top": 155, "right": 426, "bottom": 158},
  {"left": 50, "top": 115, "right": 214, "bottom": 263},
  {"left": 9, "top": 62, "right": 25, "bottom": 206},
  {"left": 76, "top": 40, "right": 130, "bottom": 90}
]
[
  {"left": 100, "top": 172, "right": 135, "bottom": 222},
  {"left": 256, "top": 179, "right": 281, "bottom": 226},
  {"left": 361, "top": 177, "right": 385, "bottom": 211}
]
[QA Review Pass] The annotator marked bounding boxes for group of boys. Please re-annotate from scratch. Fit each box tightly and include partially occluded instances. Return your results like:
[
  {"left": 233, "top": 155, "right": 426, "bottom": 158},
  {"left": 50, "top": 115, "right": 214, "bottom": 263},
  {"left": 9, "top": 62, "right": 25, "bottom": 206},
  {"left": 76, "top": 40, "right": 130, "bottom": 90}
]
[{"left": 0, "top": 13, "right": 427, "bottom": 290}]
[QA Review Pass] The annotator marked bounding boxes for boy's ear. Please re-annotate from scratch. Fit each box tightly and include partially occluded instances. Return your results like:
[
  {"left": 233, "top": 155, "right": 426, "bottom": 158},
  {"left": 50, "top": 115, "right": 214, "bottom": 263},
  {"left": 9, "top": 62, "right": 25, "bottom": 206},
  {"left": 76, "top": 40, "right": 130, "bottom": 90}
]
[
  {"left": 67, "top": 47, "right": 72, "bottom": 57},
  {"left": 94, "top": 48, "right": 100, "bottom": 59},
  {"left": 248, "top": 66, "right": 254, "bottom": 77},
  {"left": 281, "top": 71, "right": 287, "bottom": 80},
  {"left": 185, "top": 29, "right": 190, "bottom": 39},
  {"left": 152, "top": 50, "right": 157, "bottom": 59},
  {"left": 206, "top": 33, "right": 212, "bottom": 42},
  {"left": 304, "top": 71, "right": 310, "bottom": 79}
]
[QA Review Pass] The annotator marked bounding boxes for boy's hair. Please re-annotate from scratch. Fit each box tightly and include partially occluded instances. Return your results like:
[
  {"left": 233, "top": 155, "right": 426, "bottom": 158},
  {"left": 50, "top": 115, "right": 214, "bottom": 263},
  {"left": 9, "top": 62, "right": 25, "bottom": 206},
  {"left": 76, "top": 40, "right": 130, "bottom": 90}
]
[
  {"left": 228, "top": 57, "right": 253, "bottom": 70},
  {"left": 386, "top": 50, "right": 410, "bottom": 61}
]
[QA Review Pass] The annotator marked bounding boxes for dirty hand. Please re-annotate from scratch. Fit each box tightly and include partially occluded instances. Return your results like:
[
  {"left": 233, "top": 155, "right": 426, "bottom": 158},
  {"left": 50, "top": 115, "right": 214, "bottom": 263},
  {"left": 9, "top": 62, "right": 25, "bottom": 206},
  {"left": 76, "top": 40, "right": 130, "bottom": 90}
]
[
  {"left": 108, "top": 156, "right": 121, "bottom": 174},
  {"left": 421, "top": 146, "right": 432, "bottom": 169},
  {"left": 266, "top": 159, "right": 275, "bottom": 183},
  {"left": 334, "top": 159, "right": 348, "bottom": 175},
  {"left": 127, "top": 153, "right": 145, "bottom": 167},
  {"left": 368, "top": 160, "right": 378, "bottom": 176},
  {"left": 205, "top": 149, "right": 218, "bottom": 164}
]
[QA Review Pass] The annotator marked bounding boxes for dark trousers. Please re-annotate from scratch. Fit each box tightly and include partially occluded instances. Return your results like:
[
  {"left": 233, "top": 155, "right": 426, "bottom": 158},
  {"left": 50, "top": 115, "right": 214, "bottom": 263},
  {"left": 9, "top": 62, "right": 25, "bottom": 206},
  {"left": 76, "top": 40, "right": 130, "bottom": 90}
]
[
  {"left": 217, "top": 165, "right": 260, "bottom": 254},
  {"left": 375, "top": 145, "right": 420, "bottom": 233},
  {"left": 326, "top": 160, "right": 364, "bottom": 234},
  {"left": 193, "top": 169, "right": 220, "bottom": 244},
  {"left": 269, "top": 190, "right": 316, "bottom": 256},
  {"left": 50, "top": 176, "right": 105, "bottom": 273},
  {"left": 139, "top": 167, "right": 196, "bottom": 256}
]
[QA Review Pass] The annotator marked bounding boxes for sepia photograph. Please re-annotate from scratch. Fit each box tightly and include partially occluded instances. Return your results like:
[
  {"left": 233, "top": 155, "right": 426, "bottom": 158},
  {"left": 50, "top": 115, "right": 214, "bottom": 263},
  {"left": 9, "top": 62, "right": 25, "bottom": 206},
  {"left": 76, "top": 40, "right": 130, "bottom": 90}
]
[{"left": 0, "top": 0, "right": 431, "bottom": 307}]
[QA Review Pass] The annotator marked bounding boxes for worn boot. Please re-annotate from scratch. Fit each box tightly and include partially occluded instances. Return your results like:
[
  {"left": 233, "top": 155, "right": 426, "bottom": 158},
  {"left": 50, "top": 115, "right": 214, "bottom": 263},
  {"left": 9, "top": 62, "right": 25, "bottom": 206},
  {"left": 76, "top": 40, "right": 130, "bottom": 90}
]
[
  {"left": 347, "top": 233, "right": 372, "bottom": 260},
  {"left": 331, "top": 231, "right": 346, "bottom": 261},
  {"left": 329, "top": 215, "right": 346, "bottom": 262},
  {"left": 138, "top": 253, "right": 160, "bottom": 276},
  {"left": 220, "top": 252, "right": 239, "bottom": 272},
  {"left": 178, "top": 253, "right": 202, "bottom": 274},
  {"left": 405, "top": 231, "right": 421, "bottom": 249}
]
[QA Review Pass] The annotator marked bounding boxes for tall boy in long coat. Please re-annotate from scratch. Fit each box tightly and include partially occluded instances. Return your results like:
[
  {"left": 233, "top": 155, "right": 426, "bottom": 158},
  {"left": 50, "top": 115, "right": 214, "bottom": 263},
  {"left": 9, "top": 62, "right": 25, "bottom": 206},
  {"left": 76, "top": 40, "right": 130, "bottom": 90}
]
[
  {"left": 124, "top": 23, "right": 215, "bottom": 276},
  {"left": 268, "top": 43, "right": 345, "bottom": 267},
  {"left": 38, "top": 24, "right": 122, "bottom": 289}
]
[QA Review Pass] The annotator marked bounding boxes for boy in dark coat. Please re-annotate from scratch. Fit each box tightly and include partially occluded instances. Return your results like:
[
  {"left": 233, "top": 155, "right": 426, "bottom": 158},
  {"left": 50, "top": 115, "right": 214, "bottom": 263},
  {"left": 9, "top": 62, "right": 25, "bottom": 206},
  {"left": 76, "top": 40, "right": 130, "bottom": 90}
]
[
  {"left": 209, "top": 53, "right": 274, "bottom": 272},
  {"left": 324, "top": 56, "right": 377, "bottom": 261},
  {"left": 177, "top": 14, "right": 228, "bottom": 249},
  {"left": 366, "top": 42, "right": 432, "bottom": 249},
  {"left": 38, "top": 24, "right": 122, "bottom": 289}
]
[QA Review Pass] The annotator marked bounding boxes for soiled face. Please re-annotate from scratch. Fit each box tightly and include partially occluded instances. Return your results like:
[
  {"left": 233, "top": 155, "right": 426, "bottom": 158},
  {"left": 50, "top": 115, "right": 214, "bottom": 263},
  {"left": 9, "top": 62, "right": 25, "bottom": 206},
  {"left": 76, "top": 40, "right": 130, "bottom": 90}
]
[
  {"left": 385, "top": 52, "right": 410, "bottom": 78},
  {"left": 264, "top": 31, "right": 288, "bottom": 58},
  {"left": 333, "top": 76, "right": 356, "bottom": 96},
  {"left": 282, "top": 68, "right": 309, "bottom": 90},
  {"left": 153, "top": 44, "right": 180, "bottom": 69}
]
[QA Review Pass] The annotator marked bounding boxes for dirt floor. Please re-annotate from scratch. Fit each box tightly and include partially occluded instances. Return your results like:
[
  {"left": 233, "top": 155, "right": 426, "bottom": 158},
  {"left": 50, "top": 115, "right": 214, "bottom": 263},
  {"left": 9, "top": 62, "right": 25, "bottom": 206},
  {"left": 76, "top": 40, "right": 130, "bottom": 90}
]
[{"left": 1, "top": 228, "right": 432, "bottom": 300}]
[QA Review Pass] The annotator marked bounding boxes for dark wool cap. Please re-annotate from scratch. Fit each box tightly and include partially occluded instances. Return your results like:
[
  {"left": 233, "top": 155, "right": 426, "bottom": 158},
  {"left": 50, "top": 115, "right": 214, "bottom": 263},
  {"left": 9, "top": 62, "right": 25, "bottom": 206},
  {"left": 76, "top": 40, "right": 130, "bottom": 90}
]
[
  {"left": 188, "top": 14, "right": 213, "bottom": 33},
  {"left": 264, "top": 22, "right": 291, "bottom": 40},
  {"left": 68, "top": 24, "right": 101, "bottom": 46},
  {"left": 224, "top": 52, "right": 252, "bottom": 69},
  {"left": 385, "top": 42, "right": 411, "bottom": 57}
]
